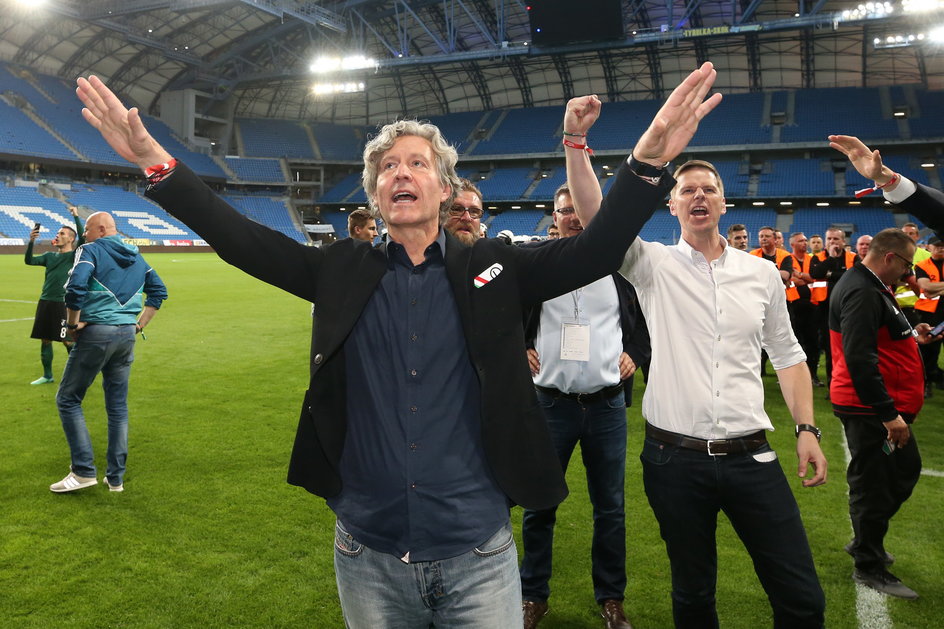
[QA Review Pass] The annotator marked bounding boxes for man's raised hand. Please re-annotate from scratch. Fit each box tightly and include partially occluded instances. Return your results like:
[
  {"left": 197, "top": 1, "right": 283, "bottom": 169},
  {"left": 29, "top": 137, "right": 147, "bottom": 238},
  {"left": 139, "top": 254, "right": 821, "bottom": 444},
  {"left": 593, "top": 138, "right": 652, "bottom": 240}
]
[
  {"left": 634, "top": 62, "right": 722, "bottom": 166},
  {"left": 76, "top": 76, "right": 172, "bottom": 171}
]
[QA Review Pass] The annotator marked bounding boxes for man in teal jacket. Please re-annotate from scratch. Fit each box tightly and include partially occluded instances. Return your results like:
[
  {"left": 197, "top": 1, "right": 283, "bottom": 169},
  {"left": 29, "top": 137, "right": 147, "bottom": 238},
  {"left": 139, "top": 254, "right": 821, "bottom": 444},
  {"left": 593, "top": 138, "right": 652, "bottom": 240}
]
[{"left": 50, "top": 211, "right": 167, "bottom": 493}]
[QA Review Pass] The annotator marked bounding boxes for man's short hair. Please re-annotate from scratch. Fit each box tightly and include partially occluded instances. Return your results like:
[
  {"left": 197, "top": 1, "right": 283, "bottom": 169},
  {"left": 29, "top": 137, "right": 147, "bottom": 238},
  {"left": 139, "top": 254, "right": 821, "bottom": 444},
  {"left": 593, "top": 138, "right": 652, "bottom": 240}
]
[
  {"left": 347, "top": 209, "right": 374, "bottom": 236},
  {"left": 554, "top": 182, "right": 571, "bottom": 199},
  {"left": 726, "top": 223, "right": 746, "bottom": 237},
  {"left": 826, "top": 226, "right": 846, "bottom": 240},
  {"left": 362, "top": 119, "right": 461, "bottom": 220},
  {"left": 902, "top": 222, "right": 919, "bottom": 230},
  {"left": 60, "top": 225, "right": 77, "bottom": 238},
  {"left": 758, "top": 226, "right": 775, "bottom": 234},
  {"left": 670, "top": 160, "right": 725, "bottom": 198},
  {"left": 458, "top": 178, "right": 483, "bottom": 199},
  {"left": 789, "top": 231, "right": 805, "bottom": 241},
  {"left": 869, "top": 228, "right": 914, "bottom": 257},
  {"left": 810, "top": 234, "right": 822, "bottom": 240}
]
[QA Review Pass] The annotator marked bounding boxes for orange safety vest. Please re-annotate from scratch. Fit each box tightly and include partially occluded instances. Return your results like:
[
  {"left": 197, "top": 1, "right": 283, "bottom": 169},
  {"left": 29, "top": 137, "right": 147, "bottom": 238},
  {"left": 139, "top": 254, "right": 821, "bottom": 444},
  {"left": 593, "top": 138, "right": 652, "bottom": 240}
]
[
  {"left": 788, "top": 252, "right": 815, "bottom": 304},
  {"left": 915, "top": 257, "right": 942, "bottom": 313},
  {"left": 810, "top": 251, "right": 855, "bottom": 303},
  {"left": 750, "top": 247, "right": 797, "bottom": 302}
]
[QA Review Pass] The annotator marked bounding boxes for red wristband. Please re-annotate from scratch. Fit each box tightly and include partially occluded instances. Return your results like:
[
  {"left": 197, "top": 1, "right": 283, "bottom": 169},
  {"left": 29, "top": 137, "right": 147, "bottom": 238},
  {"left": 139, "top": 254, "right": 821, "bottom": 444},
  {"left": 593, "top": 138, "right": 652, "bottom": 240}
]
[
  {"left": 563, "top": 138, "right": 593, "bottom": 156},
  {"left": 145, "top": 158, "right": 178, "bottom": 183},
  {"left": 854, "top": 173, "right": 899, "bottom": 198}
]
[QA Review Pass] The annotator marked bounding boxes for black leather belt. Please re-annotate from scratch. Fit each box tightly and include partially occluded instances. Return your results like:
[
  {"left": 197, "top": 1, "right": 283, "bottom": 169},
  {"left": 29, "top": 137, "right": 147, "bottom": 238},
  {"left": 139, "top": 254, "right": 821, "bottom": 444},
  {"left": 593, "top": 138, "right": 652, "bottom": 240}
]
[
  {"left": 535, "top": 383, "right": 623, "bottom": 405},
  {"left": 645, "top": 422, "right": 768, "bottom": 456}
]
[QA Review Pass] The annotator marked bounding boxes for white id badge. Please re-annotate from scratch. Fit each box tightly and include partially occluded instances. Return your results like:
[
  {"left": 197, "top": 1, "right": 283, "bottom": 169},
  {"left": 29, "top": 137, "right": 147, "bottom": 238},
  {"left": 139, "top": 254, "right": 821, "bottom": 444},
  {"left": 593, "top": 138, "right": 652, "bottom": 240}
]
[{"left": 560, "top": 321, "right": 590, "bottom": 361}]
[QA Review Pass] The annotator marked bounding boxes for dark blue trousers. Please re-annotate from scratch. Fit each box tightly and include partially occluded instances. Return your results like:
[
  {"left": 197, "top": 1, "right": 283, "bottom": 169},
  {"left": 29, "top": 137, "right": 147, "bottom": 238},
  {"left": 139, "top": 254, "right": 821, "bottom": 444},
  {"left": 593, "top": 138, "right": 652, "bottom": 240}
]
[{"left": 520, "top": 389, "right": 628, "bottom": 603}]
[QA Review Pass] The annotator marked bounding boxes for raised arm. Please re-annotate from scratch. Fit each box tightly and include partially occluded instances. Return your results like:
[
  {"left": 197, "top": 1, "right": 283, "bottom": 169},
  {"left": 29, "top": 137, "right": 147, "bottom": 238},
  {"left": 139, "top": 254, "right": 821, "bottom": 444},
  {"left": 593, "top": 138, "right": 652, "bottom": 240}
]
[
  {"left": 573, "top": 62, "right": 723, "bottom": 226},
  {"left": 563, "top": 95, "right": 604, "bottom": 218}
]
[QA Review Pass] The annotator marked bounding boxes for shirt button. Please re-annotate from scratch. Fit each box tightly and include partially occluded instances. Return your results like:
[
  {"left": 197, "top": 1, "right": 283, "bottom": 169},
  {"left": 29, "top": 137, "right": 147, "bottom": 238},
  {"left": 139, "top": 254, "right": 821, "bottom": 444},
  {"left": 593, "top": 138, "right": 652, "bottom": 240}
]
[
  {"left": 410, "top": 299, "right": 417, "bottom": 306},
  {"left": 410, "top": 369, "right": 417, "bottom": 377},
  {"left": 410, "top": 443, "right": 417, "bottom": 450},
  {"left": 717, "top": 335, "right": 721, "bottom": 341},
  {"left": 716, "top": 391, "right": 720, "bottom": 397},
  {"left": 411, "top": 334, "right": 418, "bottom": 341},
  {"left": 410, "top": 405, "right": 418, "bottom": 412},
  {"left": 313, "top": 353, "right": 323, "bottom": 365},
  {"left": 716, "top": 362, "right": 719, "bottom": 368},
  {"left": 411, "top": 483, "right": 416, "bottom": 489}
]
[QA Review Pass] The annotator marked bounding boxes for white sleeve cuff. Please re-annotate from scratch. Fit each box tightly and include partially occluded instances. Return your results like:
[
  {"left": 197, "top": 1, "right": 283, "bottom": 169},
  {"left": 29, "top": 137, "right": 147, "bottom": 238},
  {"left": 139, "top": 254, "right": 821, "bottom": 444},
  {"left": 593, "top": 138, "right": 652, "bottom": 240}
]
[{"left": 884, "top": 175, "right": 917, "bottom": 204}]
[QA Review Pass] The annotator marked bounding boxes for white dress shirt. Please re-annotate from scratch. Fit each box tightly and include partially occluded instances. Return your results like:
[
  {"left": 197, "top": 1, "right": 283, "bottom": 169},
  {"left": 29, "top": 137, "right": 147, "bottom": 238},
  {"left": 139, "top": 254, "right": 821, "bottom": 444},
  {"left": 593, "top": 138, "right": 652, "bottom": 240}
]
[
  {"left": 533, "top": 275, "right": 622, "bottom": 394},
  {"left": 620, "top": 235, "right": 805, "bottom": 439}
]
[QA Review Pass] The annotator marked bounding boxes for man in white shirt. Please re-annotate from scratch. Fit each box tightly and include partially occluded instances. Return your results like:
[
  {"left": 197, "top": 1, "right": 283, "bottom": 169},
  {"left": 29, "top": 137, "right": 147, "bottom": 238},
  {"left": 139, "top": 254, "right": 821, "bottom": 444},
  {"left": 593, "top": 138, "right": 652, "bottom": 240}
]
[
  {"left": 520, "top": 182, "right": 648, "bottom": 629},
  {"left": 564, "top": 98, "right": 827, "bottom": 628}
]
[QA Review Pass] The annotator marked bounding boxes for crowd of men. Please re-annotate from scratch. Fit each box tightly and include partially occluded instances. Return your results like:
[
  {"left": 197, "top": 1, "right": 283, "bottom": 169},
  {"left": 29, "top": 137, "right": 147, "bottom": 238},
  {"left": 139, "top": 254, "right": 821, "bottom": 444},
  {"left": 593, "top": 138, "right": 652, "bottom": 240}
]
[{"left": 18, "top": 62, "right": 943, "bottom": 628}]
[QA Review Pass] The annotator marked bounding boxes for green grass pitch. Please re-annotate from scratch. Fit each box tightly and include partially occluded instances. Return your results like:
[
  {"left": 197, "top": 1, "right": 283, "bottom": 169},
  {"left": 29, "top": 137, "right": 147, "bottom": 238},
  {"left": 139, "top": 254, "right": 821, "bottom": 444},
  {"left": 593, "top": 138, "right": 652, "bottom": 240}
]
[{"left": 2, "top": 251, "right": 942, "bottom": 628}]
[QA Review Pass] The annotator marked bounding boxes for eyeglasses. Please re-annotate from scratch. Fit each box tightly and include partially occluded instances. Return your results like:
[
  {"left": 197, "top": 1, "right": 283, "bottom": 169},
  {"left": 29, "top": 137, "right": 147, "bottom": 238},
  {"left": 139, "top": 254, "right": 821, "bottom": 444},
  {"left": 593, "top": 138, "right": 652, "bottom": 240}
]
[
  {"left": 892, "top": 251, "right": 913, "bottom": 270},
  {"left": 554, "top": 207, "right": 576, "bottom": 215},
  {"left": 447, "top": 205, "right": 483, "bottom": 219}
]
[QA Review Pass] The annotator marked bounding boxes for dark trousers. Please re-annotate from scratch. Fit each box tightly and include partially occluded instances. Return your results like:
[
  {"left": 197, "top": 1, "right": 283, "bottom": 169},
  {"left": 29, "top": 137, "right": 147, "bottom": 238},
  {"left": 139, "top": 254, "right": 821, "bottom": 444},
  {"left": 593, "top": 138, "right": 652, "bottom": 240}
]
[
  {"left": 840, "top": 416, "right": 921, "bottom": 573},
  {"left": 520, "top": 389, "right": 627, "bottom": 603},
  {"left": 641, "top": 437, "right": 825, "bottom": 629},
  {"left": 819, "top": 301, "right": 834, "bottom": 385},
  {"left": 790, "top": 300, "right": 820, "bottom": 379},
  {"left": 918, "top": 309, "right": 944, "bottom": 384}
]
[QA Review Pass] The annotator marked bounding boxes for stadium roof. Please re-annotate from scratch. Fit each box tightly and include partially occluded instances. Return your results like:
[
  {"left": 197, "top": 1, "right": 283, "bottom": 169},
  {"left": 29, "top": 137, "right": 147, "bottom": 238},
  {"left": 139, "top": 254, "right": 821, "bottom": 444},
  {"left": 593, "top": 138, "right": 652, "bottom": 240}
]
[{"left": 1, "top": 0, "right": 943, "bottom": 124}]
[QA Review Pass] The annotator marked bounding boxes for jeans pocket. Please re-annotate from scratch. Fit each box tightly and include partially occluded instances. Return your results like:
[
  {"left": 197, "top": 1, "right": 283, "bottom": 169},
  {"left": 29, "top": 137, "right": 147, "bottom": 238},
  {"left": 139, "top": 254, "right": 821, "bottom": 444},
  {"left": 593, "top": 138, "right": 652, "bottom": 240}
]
[
  {"left": 639, "top": 437, "right": 674, "bottom": 466},
  {"left": 334, "top": 520, "right": 364, "bottom": 557},
  {"left": 535, "top": 390, "right": 557, "bottom": 409},
  {"left": 472, "top": 523, "right": 514, "bottom": 557},
  {"left": 605, "top": 390, "right": 627, "bottom": 409},
  {"left": 750, "top": 443, "right": 778, "bottom": 464}
]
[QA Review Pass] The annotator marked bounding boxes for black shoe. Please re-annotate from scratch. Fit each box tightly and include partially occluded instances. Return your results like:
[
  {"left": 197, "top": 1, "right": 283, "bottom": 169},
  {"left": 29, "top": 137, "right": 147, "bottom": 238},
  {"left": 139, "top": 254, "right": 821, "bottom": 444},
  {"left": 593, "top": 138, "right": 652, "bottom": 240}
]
[
  {"left": 853, "top": 568, "right": 918, "bottom": 599},
  {"left": 811, "top": 376, "right": 825, "bottom": 388},
  {"left": 844, "top": 541, "right": 894, "bottom": 566}
]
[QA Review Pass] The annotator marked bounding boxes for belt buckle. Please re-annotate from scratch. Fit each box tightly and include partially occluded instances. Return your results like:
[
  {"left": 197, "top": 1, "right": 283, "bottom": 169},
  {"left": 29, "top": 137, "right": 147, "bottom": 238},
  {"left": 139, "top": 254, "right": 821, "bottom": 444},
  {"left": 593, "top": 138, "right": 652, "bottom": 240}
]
[{"left": 706, "top": 440, "right": 728, "bottom": 456}]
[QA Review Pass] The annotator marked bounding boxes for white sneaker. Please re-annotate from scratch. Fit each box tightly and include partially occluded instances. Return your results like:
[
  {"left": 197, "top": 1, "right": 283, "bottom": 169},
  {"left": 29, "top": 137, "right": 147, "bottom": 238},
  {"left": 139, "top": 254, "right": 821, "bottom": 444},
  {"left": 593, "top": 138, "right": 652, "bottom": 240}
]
[
  {"left": 50, "top": 471, "right": 98, "bottom": 493},
  {"left": 103, "top": 476, "right": 123, "bottom": 492}
]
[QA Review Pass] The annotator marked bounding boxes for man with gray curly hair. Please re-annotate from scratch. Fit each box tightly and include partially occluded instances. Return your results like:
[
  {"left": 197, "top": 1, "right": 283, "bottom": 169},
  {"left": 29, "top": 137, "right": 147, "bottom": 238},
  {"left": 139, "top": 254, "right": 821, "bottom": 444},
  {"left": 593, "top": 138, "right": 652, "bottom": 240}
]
[{"left": 77, "top": 64, "right": 720, "bottom": 628}]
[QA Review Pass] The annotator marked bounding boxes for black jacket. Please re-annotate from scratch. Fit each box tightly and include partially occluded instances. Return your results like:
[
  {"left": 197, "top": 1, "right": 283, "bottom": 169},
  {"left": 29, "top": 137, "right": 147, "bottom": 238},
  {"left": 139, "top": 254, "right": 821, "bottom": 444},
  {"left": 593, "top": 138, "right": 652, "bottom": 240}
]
[{"left": 147, "top": 161, "right": 671, "bottom": 511}]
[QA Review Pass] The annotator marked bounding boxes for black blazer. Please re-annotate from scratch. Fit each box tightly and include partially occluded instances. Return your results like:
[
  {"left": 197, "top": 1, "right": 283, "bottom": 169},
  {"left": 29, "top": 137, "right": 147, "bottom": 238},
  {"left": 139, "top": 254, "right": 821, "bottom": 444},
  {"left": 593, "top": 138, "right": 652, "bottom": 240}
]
[
  {"left": 147, "top": 161, "right": 671, "bottom": 511},
  {"left": 894, "top": 180, "right": 944, "bottom": 237}
]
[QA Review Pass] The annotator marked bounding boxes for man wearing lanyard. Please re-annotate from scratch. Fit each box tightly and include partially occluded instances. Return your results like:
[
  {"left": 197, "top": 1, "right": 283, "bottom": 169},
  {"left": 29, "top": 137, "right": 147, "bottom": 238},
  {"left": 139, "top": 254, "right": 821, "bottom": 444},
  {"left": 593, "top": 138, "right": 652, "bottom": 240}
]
[
  {"left": 828, "top": 228, "right": 939, "bottom": 599},
  {"left": 520, "top": 181, "right": 649, "bottom": 629}
]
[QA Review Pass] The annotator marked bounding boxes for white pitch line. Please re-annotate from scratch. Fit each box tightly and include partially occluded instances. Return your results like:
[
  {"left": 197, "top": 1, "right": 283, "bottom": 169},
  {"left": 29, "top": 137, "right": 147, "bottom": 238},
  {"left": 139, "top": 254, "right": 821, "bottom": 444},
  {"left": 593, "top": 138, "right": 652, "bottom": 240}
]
[
  {"left": 0, "top": 317, "right": 34, "bottom": 323},
  {"left": 840, "top": 431, "right": 893, "bottom": 628},
  {"left": 920, "top": 468, "right": 944, "bottom": 477},
  {"left": 0, "top": 298, "right": 34, "bottom": 303}
]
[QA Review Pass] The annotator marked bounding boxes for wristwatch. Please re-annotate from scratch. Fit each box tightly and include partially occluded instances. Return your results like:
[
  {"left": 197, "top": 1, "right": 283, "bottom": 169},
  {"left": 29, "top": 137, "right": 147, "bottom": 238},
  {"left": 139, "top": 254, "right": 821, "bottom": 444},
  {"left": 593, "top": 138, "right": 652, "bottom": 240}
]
[
  {"left": 795, "top": 424, "right": 821, "bottom": 442},
  {"left": 66, "top": 324, "right": 79, "bottom": 330},
  {"left": 628, "top": 154, "right": 670, "bottom": 185}
]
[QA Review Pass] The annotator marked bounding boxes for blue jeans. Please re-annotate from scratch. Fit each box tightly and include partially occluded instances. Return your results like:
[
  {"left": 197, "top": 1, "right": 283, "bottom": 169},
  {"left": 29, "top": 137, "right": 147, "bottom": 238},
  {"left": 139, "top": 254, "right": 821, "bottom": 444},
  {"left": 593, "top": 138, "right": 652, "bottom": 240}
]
[
  {"left": 334, "top": 519, "right": 521, "bottom": 628},
  {"left": 520, "top": 388, "right": 627, "bottom": 603},
  {"left": 56, "top": 324, "right": 136, "bottom": 484},
  {"left": 641, "top": 436, "right": 825, "bottom": 629}
]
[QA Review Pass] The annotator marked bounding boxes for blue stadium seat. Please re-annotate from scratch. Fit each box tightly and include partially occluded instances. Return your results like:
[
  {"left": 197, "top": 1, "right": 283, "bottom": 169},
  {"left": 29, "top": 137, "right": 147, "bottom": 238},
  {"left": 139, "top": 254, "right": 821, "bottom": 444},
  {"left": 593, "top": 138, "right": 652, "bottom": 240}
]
[
  {"left": 222, "top": 194, "right": 308, "bottom": 243},
  {"left": 238, "top": 118, "right": 315, "bottom": 158},
  {"left": 223, "top": 157, "right": 286, "bottom": 183}
]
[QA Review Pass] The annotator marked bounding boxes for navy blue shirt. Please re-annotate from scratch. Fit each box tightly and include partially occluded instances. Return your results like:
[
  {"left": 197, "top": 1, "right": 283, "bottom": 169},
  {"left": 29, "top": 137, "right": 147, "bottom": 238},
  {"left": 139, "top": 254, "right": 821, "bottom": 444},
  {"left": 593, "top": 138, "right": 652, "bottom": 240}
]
[{"left": 327, "top": 231, "right": 509, "bottom": 561}]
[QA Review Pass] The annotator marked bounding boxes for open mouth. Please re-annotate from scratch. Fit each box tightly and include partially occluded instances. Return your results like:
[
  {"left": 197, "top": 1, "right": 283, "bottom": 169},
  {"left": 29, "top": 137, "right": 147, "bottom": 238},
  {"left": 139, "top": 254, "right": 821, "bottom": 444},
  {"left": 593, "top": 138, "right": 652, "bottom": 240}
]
[
  {"left": 691, "top": 206, "right": 709, "bottom": 217},
  {"left": 392, "top": 191, "right": 417, "bottom": 202}
]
